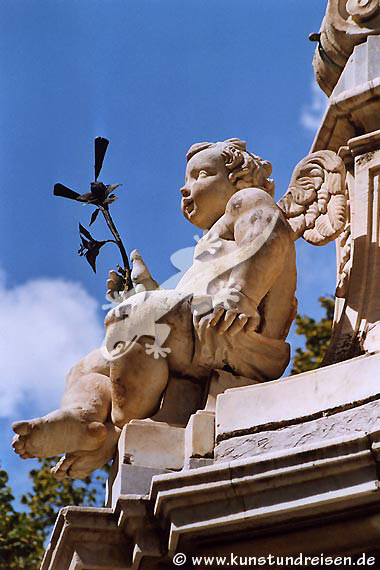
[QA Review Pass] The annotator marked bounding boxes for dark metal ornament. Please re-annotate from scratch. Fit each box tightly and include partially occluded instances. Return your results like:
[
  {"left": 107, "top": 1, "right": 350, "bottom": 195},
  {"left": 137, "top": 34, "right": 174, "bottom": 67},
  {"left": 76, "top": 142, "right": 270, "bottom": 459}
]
[{"left": 53, "top": 137, "right": 132, "bottom": 290}]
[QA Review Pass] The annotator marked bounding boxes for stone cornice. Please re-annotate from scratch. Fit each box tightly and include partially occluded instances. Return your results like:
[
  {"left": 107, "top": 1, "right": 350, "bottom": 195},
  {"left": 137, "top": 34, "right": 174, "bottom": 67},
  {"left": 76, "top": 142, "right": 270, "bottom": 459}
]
[{"left": 150, "top": 431, "right": 380, "bottom": 555}]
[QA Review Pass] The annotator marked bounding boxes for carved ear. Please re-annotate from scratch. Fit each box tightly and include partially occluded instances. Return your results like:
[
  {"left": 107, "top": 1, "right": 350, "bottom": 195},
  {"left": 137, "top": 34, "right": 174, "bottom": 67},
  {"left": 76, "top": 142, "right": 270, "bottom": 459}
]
[{"left": 278, "top": 150, "right": 347, "bottom": 246}]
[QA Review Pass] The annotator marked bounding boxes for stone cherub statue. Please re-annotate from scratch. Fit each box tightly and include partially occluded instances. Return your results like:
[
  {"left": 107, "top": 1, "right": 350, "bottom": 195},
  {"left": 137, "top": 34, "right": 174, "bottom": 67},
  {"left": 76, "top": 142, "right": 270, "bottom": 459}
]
[{"left": 12, "top": 139, "right": 347, "bottom": 479}]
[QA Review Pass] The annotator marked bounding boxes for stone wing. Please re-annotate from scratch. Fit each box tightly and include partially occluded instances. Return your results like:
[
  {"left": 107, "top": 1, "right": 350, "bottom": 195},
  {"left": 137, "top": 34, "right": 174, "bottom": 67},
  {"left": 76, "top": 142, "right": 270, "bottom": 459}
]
[{"left": 277, "top": 150, "right": 347, "bottom": 246}]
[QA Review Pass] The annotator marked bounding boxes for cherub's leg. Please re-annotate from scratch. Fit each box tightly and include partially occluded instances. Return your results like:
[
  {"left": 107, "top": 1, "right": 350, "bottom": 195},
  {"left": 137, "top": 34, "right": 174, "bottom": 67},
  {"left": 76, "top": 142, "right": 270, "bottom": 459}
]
[
  {"left": 110, "top": 338, "right": 169, "bottom": 428},
  {"left": 12, "top": 349, "right": 111, "bottom": 459}
]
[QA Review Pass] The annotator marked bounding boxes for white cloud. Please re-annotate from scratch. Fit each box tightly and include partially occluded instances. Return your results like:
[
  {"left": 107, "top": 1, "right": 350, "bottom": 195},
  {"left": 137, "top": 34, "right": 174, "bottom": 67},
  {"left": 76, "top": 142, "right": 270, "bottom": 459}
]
[
  {"left": 300, "top": 80, "right": 328, "bottom": 133},
  {"left": 0, "top": 273, "right": 104, "bottom": 418}
]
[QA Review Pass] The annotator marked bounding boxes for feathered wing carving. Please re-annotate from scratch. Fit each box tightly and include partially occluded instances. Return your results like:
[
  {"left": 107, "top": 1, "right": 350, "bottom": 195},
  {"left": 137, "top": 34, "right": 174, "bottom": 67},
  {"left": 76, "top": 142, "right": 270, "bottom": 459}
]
[{"left": 277, "top": 151, "right": 347, "bottom": 246}]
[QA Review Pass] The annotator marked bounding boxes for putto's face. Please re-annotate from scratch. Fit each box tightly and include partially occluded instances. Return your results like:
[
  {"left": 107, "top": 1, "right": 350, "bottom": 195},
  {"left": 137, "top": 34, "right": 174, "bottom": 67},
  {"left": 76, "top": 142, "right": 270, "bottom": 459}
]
[{"left": 180, "top": 147, "right": 236, "bottom": 230}]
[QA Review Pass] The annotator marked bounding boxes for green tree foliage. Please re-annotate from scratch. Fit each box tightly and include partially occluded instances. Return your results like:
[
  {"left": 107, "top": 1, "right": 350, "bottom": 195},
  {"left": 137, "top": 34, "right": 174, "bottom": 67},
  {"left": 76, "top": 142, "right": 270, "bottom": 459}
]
[
  {"left": 20, "top": 458, "right": 103, "bottom": 534},
  {"left": 0, "top": 468, "right": 44, "bottom": 569},
  {"left": 291, "top": 296, "right": 334, "bottom": 374},
  {"left": 0, "top": 458, "right": 106, "bottom": 569}
]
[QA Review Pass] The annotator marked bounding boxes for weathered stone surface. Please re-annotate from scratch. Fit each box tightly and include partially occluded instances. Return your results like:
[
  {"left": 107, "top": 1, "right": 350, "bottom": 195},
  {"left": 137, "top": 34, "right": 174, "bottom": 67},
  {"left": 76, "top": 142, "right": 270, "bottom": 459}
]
[
  {"left": 184, "top": 410, "right": 214, "bottom": 461},
  {"left": 151, "top": 431, "right": 380, "bottom": 558},
  {"left": 204, "top": 369, "right": 260, "bottom": 412},
  {"left": 314, "top": 120, "right": 380, "bottom": 362},
  {"left": 312, "top": 37, "right": 380, "bottom": 154},
  {"left": 120, "top": 420, "right": 185, "bottom": 470},
  {"left": 106, "top": 420, "right": 183, "bottom": 507},
  {"left": 333, "top": 36, "right": 380, "bottom": 97},
  {"left": 43, "top": 424, "right": 380, "bottom": 568},
  {"left": 312, "top": 0, "right": 380, "bottom": 96},
  {"left": 41, "top": 506, "right": 130, "bottom": 570},
  {"left": 109, "top": 465, "right": 169, "bottom": 507},
  {"left": 186, "top": 457, "right": 213, "bottom": 470},
  {"left": 42, "top": 498, "right": 162, "bottom": 570},
  {"left": 215, "top": 398, "right": 380, "bottom": 463},
  {"left": 216, "top": 352, "right": 380, "bottom": 440}
]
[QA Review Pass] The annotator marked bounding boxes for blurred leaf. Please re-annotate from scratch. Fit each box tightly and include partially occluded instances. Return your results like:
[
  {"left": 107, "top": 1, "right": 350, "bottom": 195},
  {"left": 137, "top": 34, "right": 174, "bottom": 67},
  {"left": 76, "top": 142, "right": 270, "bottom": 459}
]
[
  {"left": 106, "top": 183, "right": 121, "bottom": 196},
  {"left": 104, "top": 194, "right": 118, "bottom": 205},
  {"left": 78, "top": 223, "right": 108, "bottom": 273},
  {"left": 79, "top": 223, "right": 93, "bottom": 241},
  {"left": 53, "top": 183, "right": 80, "bottom": 201},
  {"left": 94, "top": 137, "right": 109, "bottom": 181},
  {"left": 90, "top": 209, "right": 100, "bottom": 226},
  {"left": 75, "top": 191, "right": 94, "bottom": 203},
  {"left": 85, "top": 241, "right": 107, "bottom": 273}
]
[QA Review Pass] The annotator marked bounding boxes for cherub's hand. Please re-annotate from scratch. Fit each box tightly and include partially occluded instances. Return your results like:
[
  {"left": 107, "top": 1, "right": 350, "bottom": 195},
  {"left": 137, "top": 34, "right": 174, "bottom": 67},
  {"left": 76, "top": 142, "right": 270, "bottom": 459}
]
[
  {"left": 106, "top": 270, "right": 125, "bottom": 302},
  {"left": 106, "top": 250, "right": 160, "bottom": 303},
  {"left": 195, "top": 306, "right": 260, "bottom": 336}
]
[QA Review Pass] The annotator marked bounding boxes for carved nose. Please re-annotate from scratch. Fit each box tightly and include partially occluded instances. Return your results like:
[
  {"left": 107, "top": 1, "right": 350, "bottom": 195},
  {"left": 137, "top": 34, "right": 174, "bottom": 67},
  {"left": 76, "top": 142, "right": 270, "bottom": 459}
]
[{"left": 180, "top": 186, "right": 190, "bottom": 197}]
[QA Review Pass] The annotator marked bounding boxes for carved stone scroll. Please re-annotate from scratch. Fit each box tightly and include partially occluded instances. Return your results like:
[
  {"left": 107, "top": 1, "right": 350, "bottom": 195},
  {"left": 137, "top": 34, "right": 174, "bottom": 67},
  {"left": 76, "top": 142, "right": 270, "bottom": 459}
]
[{"left": 312, "top": 0, "right": 380, "bottom": 95}]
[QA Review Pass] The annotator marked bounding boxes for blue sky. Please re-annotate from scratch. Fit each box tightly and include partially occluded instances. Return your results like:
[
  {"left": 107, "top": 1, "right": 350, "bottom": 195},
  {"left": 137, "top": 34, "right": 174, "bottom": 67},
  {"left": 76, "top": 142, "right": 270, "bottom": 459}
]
[{"left": 0, "top": 1, "right": 333, "bottom": 504}]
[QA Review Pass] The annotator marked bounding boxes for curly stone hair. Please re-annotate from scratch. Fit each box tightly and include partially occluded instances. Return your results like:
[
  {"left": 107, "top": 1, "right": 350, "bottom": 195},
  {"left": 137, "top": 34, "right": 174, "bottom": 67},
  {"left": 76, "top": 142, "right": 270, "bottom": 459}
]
[{"left": 186, "top": 138, "right": 275, "bottom": 197}]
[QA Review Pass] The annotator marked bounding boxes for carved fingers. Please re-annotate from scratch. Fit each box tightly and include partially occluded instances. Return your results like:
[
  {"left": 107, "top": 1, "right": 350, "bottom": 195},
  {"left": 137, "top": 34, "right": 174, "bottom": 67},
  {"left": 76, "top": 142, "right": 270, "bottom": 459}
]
[
  {"left": 106, "top": 269, "right": 124, "bottom": 302},
  {"left": 225, "top": 313, "right": 249, "bottom": 336},
  {"left": 208, "top": 306, "right": 225, "bottom": 327},
  {"left": 197, "top": 307, "right": 259, "bottom": 336},
  {"left": 106, "top": 250, "right": 159, "bottom": 302}
]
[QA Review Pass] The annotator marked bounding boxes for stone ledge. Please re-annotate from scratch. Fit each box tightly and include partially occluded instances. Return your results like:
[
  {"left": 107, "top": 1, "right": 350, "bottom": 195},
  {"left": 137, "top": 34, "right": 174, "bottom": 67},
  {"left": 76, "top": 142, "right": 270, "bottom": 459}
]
[
  {"left": 150, "top": 430, "right": 380, "bottom": 556},
  {"left": 41, "top": 498, "right": 161, "bottom": 570},
  {"left": 41, "top": 506, "right": 129, "bottom": 570},
  {"left": 215, "top": 398, "right": 380, "bottom": 463},
  {"left": 216, "top": 352, "right": 380, "bottom": 441}
]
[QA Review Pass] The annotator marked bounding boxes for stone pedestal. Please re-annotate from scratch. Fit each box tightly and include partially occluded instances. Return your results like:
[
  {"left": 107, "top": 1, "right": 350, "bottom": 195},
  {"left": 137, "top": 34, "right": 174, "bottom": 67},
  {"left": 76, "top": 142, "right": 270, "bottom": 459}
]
[
  {"left": 42, "top": 355, "right": 380, "bottom": 569},
  {"left": 105, "top": 369, "right": 256, "bottom": 507}
]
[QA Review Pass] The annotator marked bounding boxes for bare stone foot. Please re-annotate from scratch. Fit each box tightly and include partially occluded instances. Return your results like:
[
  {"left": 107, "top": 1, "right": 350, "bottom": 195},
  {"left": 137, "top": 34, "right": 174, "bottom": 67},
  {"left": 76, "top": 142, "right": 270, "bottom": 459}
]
[
  {"left": 51, "top": 423, "right": 121, "bottom": 479},
  {"left": 12, "top": 408, "right": 107, "bottom": 459}
]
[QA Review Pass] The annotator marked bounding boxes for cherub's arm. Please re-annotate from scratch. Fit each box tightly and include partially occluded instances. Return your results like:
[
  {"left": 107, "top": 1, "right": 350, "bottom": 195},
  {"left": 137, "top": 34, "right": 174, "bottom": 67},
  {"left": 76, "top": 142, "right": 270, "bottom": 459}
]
[
  {"left": 227, "top": 188, "right": 292, "bottom": 305},
  {"left": 205, "top": 188, "right": 293, "bottom": 335}
]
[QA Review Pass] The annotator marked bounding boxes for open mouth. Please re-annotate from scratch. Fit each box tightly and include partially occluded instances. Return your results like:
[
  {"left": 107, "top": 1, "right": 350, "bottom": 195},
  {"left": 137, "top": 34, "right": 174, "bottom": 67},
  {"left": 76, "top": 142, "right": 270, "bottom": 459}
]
[{"left": 183, "top": 198, "right": 195, "bottom": 215}]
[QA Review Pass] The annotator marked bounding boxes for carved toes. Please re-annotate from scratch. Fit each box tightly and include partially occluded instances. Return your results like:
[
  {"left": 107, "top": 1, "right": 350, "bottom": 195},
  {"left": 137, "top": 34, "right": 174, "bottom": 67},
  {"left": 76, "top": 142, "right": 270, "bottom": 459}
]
[
  {"left": 51, "top": 455, "right": 76, "bottom": 480},
  {"left": 51, "top": 453, "right": 92, "bottom": 480},
  {"left": 12, "top": 434, "right": 24, "bottom": 451},
  {"left": 12, "top": 433, "right": 36, "bottom": 459},
  {"left": 12, "top": 420, "right": 31, "bottom": 436}
]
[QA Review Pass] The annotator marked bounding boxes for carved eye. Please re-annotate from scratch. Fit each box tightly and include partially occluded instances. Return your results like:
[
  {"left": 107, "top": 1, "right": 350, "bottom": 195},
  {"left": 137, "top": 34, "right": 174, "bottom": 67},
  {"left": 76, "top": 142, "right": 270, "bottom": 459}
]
[{"left": 198, "top": 170, "right": 209, "bottom": 178}]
